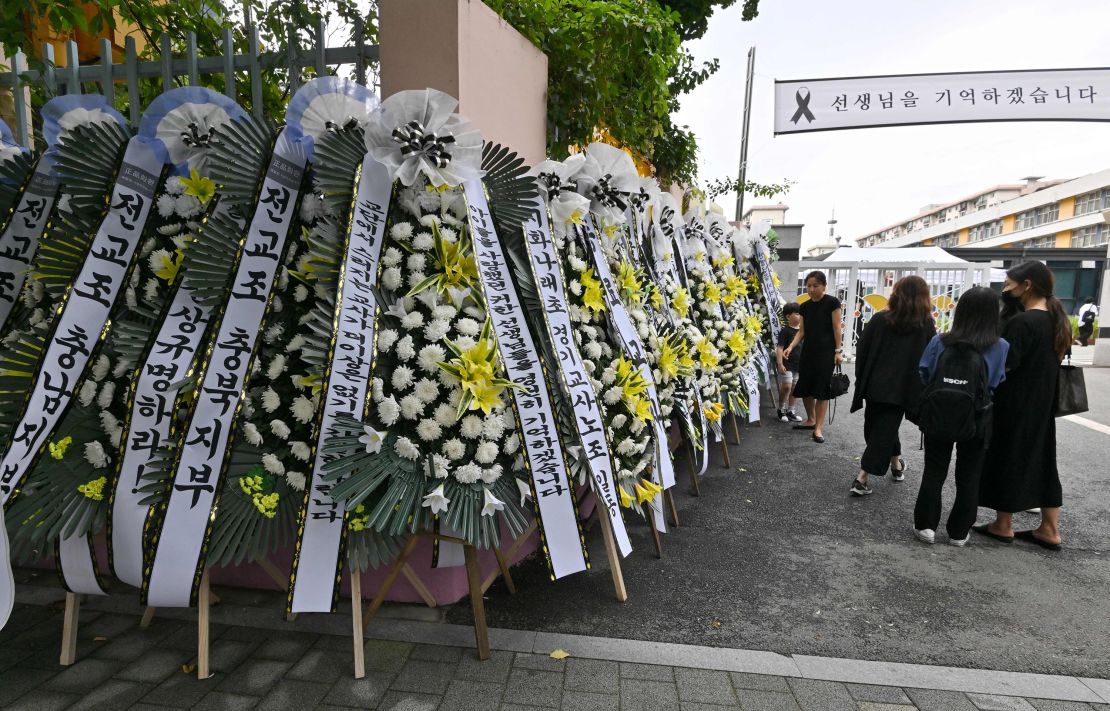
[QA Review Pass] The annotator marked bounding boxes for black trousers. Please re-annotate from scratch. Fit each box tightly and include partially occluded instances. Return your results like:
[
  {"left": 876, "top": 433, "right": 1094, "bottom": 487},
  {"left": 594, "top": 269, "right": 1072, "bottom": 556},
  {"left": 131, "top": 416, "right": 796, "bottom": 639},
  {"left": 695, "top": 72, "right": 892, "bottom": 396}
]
[
  {"left": 861, "top": 402, "right": 904, "bottom": 476},
  {"left": 1078, "top": 324, "right": 1094, "bottom": 346},
  {"left": 913, "top": 435, "right": 986, "bottom": 539}
]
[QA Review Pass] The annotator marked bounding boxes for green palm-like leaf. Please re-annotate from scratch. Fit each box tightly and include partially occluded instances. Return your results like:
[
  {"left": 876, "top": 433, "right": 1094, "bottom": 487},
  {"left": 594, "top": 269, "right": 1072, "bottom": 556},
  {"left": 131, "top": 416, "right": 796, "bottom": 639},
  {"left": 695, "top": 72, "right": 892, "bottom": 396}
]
[
  {"left": 51, "top": 121, "right": 132, "bottom": 216},
  {"left": 347, "top": 528, "right": 404, "bottom": 573},
  {"left": 0, "top": 151, "right": 35, "bottom": 223},
  {"left": 0, "top": 329, "right": 47, "bottom": 439},
  {"left": 312, "top": 126, "right": 368, "bottom": 218},
  {"left": 480, "top": 142, "right": 539, "bottom": 239}
]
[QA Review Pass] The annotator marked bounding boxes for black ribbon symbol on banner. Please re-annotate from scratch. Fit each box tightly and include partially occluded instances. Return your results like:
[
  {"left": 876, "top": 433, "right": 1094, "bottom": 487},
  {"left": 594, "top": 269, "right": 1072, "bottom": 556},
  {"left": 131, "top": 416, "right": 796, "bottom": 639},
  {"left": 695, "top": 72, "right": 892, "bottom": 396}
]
[
  {"left": 392, "top": 120, "right": 456, "bottom": 168},
  {"left": 791, "top": 88, "right": 815, "bottom": 124},
  {"left": 590, "top": 174, "right": 628, "bottom": 212}
]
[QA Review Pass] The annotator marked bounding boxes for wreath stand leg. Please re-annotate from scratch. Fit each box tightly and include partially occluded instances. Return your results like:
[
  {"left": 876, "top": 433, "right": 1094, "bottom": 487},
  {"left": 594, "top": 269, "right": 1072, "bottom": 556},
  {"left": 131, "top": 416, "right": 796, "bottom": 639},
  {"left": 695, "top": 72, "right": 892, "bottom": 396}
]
[
  {"left": 362, "top": 534, "right": 421, "bottom": 623},
  {"left": 595, "top": 510, "right": 628, "bottom": 602},
  {"left": 139, "top": 607, "right": 156, "bottom": 628},
  {"left": 401, "top": 564, "right": 440, "bottom": 606},
  {"left": 197, "top": 568, "right": 212, "bottom": 680},
  {"left": 720, "top": 434, "right": 732, "bottom": 469},
  {"left": 256, "top": 555, "right": 297, "bottom": 621},
  {"left": 666, "top": 491, "right": 680, "bottom": 527},
  {"left": 349, "top": 565, "right": 365, "bottom": 679},
  {"left": 731, "top": 413, "right": 742, "bottom": 445},
  {"left": 643, "top": 504, "right": 663, "bottom": 559},
  {"left": 59, "top": 592, "right": 80, "bottom": 666},
  {"left": 462, "top": 543, "right": 491, "bottom": 661},
  {"left": 480, "top": 519, "right": 535, "bottom": 594},
  {"left": 685, "top": 441, "right": 702, "bottom": 497}
]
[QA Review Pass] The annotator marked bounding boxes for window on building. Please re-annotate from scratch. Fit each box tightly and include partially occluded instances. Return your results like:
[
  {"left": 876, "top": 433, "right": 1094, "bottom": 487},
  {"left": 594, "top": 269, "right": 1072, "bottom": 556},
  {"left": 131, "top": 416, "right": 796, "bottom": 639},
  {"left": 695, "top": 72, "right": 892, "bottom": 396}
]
[
  {"left": 1025, "top": 235, "right": 1057, "bottom": 248},
  {"left": 1071, "top": 224, "right": 1108, "bottom": 248},
  {"left": 1014, "top": 210, "right": 1035, "bottom": 230},
  {"left": 936, "top": 233, "right": 958, "bottom": 248},
  {"left": 1034, "top": 204, "right": 1059, "bottom": 225},
  {"left": 975, "top": 195, "right": 987, "bottom": 210},
  {"left": 1074, "top": 190, "right": 1106, "bottom": 216},
  {"left": 967, "top": 220, "right": 1002, "bottom": 242}
]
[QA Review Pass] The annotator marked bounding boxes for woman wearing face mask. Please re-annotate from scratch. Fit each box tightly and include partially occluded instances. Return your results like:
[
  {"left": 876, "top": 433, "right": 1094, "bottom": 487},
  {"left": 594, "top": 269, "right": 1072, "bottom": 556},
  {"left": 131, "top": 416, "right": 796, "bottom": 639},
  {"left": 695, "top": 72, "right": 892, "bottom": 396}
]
[
  {"left": 784, "top": 270, "right": 844, "bottom": 444},
  {"left": 973, "top": 261, "right": 1072, "bottom": 550}
]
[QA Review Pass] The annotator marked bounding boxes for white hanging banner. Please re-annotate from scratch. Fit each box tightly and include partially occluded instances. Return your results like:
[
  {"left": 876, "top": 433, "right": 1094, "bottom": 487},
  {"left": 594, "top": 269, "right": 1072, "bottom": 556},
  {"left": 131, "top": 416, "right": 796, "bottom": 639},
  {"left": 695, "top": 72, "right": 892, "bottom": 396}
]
[
  {"left": 289, "top": 155, "right": 391, "bottom": 613},
  {"left": 521, "top": 196, "right": 631, "bottom": 558},
  {"left": 1, "top": 507, "right": 13, "bottom": 631},
  {"left": 581, "top": 223, "right": 672, "bottom": 533},
  {"left": 743, "top": 365, "right": 761, "bottom": 424},
  {"left": 775, "top": 68, "right": 1110, "bottom": 135},
  {"left": 0, "top": 162, "right": 60, "bottom": 330},
  {"left": 0, "top": 138, "right": 162, "bottom": 505},
  {"left": 465, "top": 180, "right": 588, "bottom": 580},
  {"left": 57, "top": 533, "right": 104, "bottom": 595},
  {"left": 144, "top": 130, "right": 306, "bottom": 607}
]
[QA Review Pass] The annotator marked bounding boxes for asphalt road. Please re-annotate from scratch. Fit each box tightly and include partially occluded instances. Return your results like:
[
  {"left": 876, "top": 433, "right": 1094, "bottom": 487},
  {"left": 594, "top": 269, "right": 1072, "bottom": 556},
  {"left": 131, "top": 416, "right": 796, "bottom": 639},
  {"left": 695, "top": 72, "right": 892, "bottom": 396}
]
[{"left": 448, "top": 362, "right": 1110, "bottom": 678}]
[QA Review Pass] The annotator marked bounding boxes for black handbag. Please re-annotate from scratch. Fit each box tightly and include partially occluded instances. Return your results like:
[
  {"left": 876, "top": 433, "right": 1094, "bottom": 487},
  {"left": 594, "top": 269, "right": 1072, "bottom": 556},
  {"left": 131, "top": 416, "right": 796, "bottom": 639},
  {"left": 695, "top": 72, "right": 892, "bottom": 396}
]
[
  {"left": 829, "top": 364, "right": 850, "bottom": 399},
  {"left": 1056, "top": 356, "right": 1088, "bottom": 417}
]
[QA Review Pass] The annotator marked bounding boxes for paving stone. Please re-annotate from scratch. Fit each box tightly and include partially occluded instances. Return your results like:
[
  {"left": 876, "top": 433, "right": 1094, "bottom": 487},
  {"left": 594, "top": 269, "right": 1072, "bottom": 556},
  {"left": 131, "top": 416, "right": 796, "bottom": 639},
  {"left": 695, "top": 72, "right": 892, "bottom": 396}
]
[
  {"left": 91, "top": 622, "right": 184, "bottom": 662},
  {"left": 439, "top": 679, "right": 504, "bottom": 711},
  {"left": 3, "top": 689, "right": 80, "bottom": 711},
  {"left": 730, "top": 672, "right": 791, "bottom": 693},
  {"left": 209, "top": 640, "right": 261, "bottom": 674},
  {"left": 42, "top": 657, "right": 125, "bottom": 694},
  {"left": 857, "top": 704, "right": 919, "bottom": 711},
  {"left": 515, "top": 651, "right": 568, "bottom": 672},
  {"left": 967, "top": 694, "right": 1038, "bottom": 711},
  {"left": 312, "top": 634, "right": 353, "bottom": 651},
  {"left": 562, "top": 689, "right": 619, "bottom": 710},
  {"left": 391, "top": 659, "right": 457, "bottom": 695},
  {"left": 682, "top": 703, "right": 741, "bottom": 711},
  {"left": 620, "top": 662, "right": 676, "bottom": 681},
  {"left": 215, "top": 658, "right": 293, "bottom": 696},
  {"left": 220, "top": 625, "right": 267, "bottom": 643},
  {"left": 847, "top": 684, "right": 914, "bottom": 704},
  {"left": 114, "top": 647, "right": 195, "bottom": 684},
  {"left": 253, "top": 632, "right": 318, "bottom": 663},
  {"left": 676, "top": 668, "right": 738, "bottom": 705},
  {"left": 565, "top": 658, "right": 620, "bottom": 694},
  {"left": 0, "top": 646, "right": 32, "bottom": 672},
  {"left": 287, "top": 648, "right": 351, "bottom": 685},
  {"left": 410, "top": 643, "right": 465, "bottom": 663},
  {"left": 376, "top": 689, "right": 442, "bottom": 710},
  {"left": 68, "top": 679, "right": 156, "bottom": 710},
  {"left": 323, "top": 672, "right": 391, "bottom": 707},
  {"left": 736, "top": 689, "right": 801, "bottom": 711},
  {"left": 1029, "top": 701, "right": 1098, "bottom": 711},
  {"left": 905, "top": 688, "right": 979, "bottom": 711},
  {"left": 140, "top": 668, "right": 222, "bottom": 708},
  {"left": 505, "top": 668, "right": 564, "bottom": 708},
  {"left": 254, "top": 679, "right": 332, "bottom": 710},
  {"left": 620, "top": 678, "right": 679, "bottom": 711},
  {"left": 192, "top": 691, "right": 261, "bottom": 710},
  {"left": 82, "top": 613, "right": 139, "bottom": 640},
  {"left": 364, "top": 638, "right": 415, "bottom": 675},
  {"left": 786, "top": 678, "right": 857, "bottom": 711},
  {"left": 454, "top": 649, "right": 514, "bottom": 684}
]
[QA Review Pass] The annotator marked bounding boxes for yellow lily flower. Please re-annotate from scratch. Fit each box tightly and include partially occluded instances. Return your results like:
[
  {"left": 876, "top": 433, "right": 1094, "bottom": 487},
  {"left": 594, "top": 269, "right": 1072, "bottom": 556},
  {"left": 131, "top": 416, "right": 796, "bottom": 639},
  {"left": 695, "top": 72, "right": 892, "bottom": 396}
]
[
  {"left": 649, "top": 285, "right": 663, "bottom": 310},
  {"left": 292, "top": 372, "right": 324, "bottom": 395},
  {"left": 617, "top": 261, "right": 642, "bottom": 303},
  {"left": 703, "top": 402, "right": 725, "bottom": 423},
  {"left": 713, "top": 254, "right": 735, "bottom": 269},
  {"left": 727, "top": 330, "right": 749, "bottom": 360},
  {"left": 705, "top": 282, "right": 721, "bottom": 304},
  {"left": 632, "top": 396, "right": 654, "bottom": 422},
  {"left": 633, "top": 481, "right": 654, "bottom": 505},
  {"left": 151, "top": 249, "right": 184, "bottom": 283},
  {"left": 696, "top": 338, "right": 719, "bottom": 369},
  {"left": 671, "top": 287, "right": 690, "bottom": 318},
  {"left": 580, "top": 268, "right": 607, "bottom": 314},
  {"left": 771, "top": 272, "right": 782, "bottom": 288},
  {"left": 470, "top": 381, "right": 506, "bottom": 414},
  {"left": 619, "top": 486, "right": 634, "bottom": 508},
  {"left": 180, "top": 169, "right": 216, "bottom": 203}
]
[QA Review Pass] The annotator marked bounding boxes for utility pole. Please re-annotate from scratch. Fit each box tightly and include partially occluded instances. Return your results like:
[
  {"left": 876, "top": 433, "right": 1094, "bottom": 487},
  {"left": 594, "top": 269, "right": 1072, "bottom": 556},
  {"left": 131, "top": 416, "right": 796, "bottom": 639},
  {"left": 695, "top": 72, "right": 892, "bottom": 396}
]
[{"left": 734, "top": 46, "right": 756, "bottom": 223}]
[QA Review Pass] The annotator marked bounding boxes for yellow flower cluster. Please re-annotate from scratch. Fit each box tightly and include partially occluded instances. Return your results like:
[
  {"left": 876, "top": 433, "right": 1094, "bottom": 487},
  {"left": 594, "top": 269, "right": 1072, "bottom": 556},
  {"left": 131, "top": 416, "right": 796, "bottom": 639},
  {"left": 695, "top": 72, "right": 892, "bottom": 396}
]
[
  {"left": 703, "top": 402, "right": 725, "bottom": 423},
  {"left": 670, "top": 287, "right": 690, "bottom": 318},
  {"left": 580, "top": 268, "right": 606, "bottom": 314},
  {"left": 744, "top": 314, "right": 763, "bottom": 340},
  {"left": 615, "top": 356, "right": 653, "bottom": 421},
  {"left": 618, "top": 477, "right": 664, "bottom": 508},
  {"left": 657, "top": 332, "right": 694, "bottom": 381},
  {"left": 49, "top": 436, "right": 73, "bottom": 460},
  {"left": 616, "top": 261, "right": 643, "bottom": 304},
  {"left": 239, "top": 475, "right": 279, "bottom": 519},
  {"left": 704, "top": 281, "right": 721, "bottom": 305},
  {"left": 723, "top": 275, "right": 748, "bottom": 304},
  {"left": 696, "top": 337, "right": 720, "bottom": 369},
  {"left": 726, "top": 329, "right": 749, "bottom": 360},
  {"left": 349, "top": 503, "right": 370, "bottom": 532},
  {"left": 151, "top": 248, "right": 185, "bottom": 283},
  {"left": 439, "top": 325, "right": 516, "bottom": 416},
  {"left": 180, "top": 169, "right": 216, "bottom": 203},
  {"left": 77, "top": 476, "right": 107, "bottom": 501}
]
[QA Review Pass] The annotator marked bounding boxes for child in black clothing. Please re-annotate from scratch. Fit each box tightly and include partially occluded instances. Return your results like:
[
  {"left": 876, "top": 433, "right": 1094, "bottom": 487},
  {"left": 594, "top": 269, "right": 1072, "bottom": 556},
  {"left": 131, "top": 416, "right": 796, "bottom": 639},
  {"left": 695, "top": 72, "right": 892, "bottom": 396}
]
[{"left": 775, "top": 303, "right": 804, "bottom": 422}]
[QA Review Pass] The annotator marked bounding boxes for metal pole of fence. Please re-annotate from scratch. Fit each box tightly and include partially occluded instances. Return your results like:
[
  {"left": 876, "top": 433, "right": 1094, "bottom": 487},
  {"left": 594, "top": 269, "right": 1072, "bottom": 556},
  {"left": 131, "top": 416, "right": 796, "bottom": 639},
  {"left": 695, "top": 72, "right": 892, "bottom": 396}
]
[
  {"left": 11, "top": 51, "right": 29, "bottom": 148},
  {"left": 125, "top": 36, "right": 140, "bottom": 126},
  {"left": 222, "top": 28, "right": 236, "bottom": 98},
  {"left": 42, "top": 44, "right": 57, "bottom": 98},
  {"left": 287, "top": 25, "right": 301, "bottom": 94},
  {"left": 64, "top": 41, "right": 80, "bottom": 95},
  {"left": 161, "top": 34, "right": 173, "bottom": 92},
  {"left": 187, "top": 33, "right": 200, "bottom": 86},
  {"left": 354, "top": 16, "right": 366, "bottom": 86},
  {"left": 315, "top": 19, "right": 327, "bottom": 78},
  {"left": 248, "top": 26, "right": 263, "bottom": 119},
  {"left": 99, "top": 38, "right": 115, "bottom": 106}
]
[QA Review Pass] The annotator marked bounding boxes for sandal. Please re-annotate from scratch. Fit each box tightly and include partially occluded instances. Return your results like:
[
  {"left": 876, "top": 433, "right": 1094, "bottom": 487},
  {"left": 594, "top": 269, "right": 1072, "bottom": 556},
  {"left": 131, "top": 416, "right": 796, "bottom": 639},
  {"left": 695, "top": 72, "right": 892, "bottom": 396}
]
[
  {"left": 971, "top": 524, "right": 1014, "bottom": 544},
  {"left": 1014, "top": 529, "right": 1062, "bottom": 551},
  {"left": 812, "top": 433, "right": 825, "bottom": 444}
]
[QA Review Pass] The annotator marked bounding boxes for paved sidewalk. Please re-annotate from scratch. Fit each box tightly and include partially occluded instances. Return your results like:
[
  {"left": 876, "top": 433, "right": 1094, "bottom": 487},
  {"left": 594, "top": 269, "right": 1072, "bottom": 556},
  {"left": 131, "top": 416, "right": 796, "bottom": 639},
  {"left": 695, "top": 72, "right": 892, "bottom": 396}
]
[{"left": 2, "top": 576, "right": 1109, "bottom": 710}]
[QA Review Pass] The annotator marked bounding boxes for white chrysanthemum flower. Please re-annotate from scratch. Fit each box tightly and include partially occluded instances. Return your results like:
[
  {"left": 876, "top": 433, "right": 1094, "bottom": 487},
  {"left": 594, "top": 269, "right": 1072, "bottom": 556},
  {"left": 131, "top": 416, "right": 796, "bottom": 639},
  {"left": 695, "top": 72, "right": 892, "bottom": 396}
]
[
  {"left": 401, "top": 312, "right": 426, "bottom": 334},
  {"left": 616, "top": 439, "right": 636, "bottom": 455},
  {"left": 394, "top": 436, "right": 420, "bottom": 461},
  {"left": 424, "top": 319, "right": 450, "bottom": 342},
  {"left": 97, "top": 382, "right": 116, "bottom": 409},
  {"left": 144, "top": 278, "right": 160, "bottom": 303},
  {"left": 419, "top": 214, "right": 441, "bottom": 228},
  {"left": 502, "top": 433, "right": 520, "bottom": 455},
  {"left": 390, "top": 223, "right": 414, "bottom": 241},
  {"left": 406, "top": 253, "right": 426, "bottom": 272},
  {"left": 603, "top": 386, "right": 621, "bottom": 405},
  {"left": 630, "top": 417, "right": 647, "bottom": 434},
  {"left": 480, "top": 464, "right": 502, "bottom": 485},
  {"left": 454, "top": 318, "right": 480, "bottom": 337},
  {"left": 584, "top": 341, "right": 602, "bottom": 360},
  {"left": 91, "top": 355, "right": 110, "bottom": 382},
  {"left": 433, "top": 403, "right": 457, "bottom": 427},
  {"left": 378, "top": 397, "right": 401, "bottom": 426},
  {"left": 460, "top": 415, "right": 483, "bottom": 439},
  {"left": 441, "top": 370, "right": 458, "bottom": 389},
  {"left": 418, "top": 344, "right": 446, "bottom": 373},
  {"left": 601, "top": 367, "right": 617, "bottom": 385},
  {"left": 264, "top": 323, "right": 284, "bottom": 343},
  {"left": 293, "top": 284, "right": 310, "bottom": 303},
  {"left": 290, "top": 441, "right": 311, "bottom": 462},
  {"left": 431, "top": 454, "right": 450, "bottom": 479},
  {"left": 481, "top": 415, "right": 505, "bottom": 441},
  {"left": 414, "top": 378, "right": 440, "bottom": 404},
  {"left": 261, "top": 453, "right": 285, "bottom": 476},
  {"left": 382, "top": 267, "right": 402, "bottom": 291},
  {"left": 156, "top": 194, "right": 176, "bottom": 218},
  {"left": 174, "top": 194, "right": 202, "bottom": 218},
  {"left": 392, "top": 365, "right": 415, "bottom": 391},
  {"left": 396, "top": 337, "right": 416, "bottom": 364},
  {"left": 267, "top": 354, "right": 286, "bottom": 380},
  {"left": 611, "top": 413, "right": 627, "bottom": 429},
  {"left": 84, "top": 441, "right": 110, "bottom": 468},
  {"left": 407, "top": 271, "right": 426, "bottom": 289},
  {"left": 286, "top": 335, "right": 306, "bottom": 353},
  {"left": 443, "top": 438, "right": 466, "bottom": 461},
  {"left": 291, "top": 395, "right": 315, "bottom": 424},
  {"left": 165, "top": 176, "right": 185, "bottom": 195},
  {"left": 300, "top": 193, "right": 326, "bottom": 223},
  {"left": 416, "top": 418, "right": 442, "bottom": 442},
  {"left": 412, "top": 231, "right": 434, "bottom": 251},
  {"left": 284, "top": 470, "right": 306, "bottom": 492},
  {"left": 371, "top": 377, "right": 385, "bottom": 402},
  {"left": 242, "top": 422, "right": 264, "bottom": 446},
  {"left": 99, "top": 410, "right": 119, "bottom": 434},
  {"left": 377, "top": 329, "right": 398, "bottom": 352},
  {"left": 78, "top": 379, "right": 98, "bottom": 407},
  {"left": 400, "top": 394, "right": 424, "bottom": 419},
  {"left": 270, "top": 419, "right": 291, "bottom": 439},
  {"left": 475, "top": 441, "right": 498, "bottom": 465},
  {"left": 382, "top": 247, "right": 403, "bottom": 267},
  {"left": 261, "top": 387, "right": 281, "bottom": 413},
  {"left": 453, "top": 463, "right": 482, "bottom": 484},
  {"left": 569, "top": 280, "right": 583, "bottom": 296},
  {"left": 431, "top": 305, "right": 456, "bottom": 321}
]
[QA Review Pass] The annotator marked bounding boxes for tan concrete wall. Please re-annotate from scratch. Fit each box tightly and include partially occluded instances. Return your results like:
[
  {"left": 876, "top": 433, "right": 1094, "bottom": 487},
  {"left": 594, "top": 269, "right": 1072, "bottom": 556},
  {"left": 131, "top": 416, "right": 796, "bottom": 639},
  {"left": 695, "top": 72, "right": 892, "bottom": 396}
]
[{"left": 380, "top": 0, "right": 548, "bottom": 167}]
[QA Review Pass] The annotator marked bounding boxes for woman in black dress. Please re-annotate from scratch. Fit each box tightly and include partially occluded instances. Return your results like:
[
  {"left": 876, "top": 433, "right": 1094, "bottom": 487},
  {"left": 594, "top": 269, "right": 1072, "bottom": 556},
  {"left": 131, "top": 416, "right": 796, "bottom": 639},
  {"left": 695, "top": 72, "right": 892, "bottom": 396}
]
[
  {"left": 849, "top": 276, "right": 935, "bottom": 497},
  {"left": 974, "top": 261, "right": 1072, "bottom": 550},
  {"left": 784, "top": 270, "right": 843, "bottom": 443}
]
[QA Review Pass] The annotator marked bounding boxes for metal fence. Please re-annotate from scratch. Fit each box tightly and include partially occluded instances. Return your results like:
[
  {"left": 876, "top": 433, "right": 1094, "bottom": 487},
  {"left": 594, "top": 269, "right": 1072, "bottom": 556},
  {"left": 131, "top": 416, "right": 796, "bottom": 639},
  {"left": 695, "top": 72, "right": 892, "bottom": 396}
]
[{"left": 0, "top": 19, "right": 379, "bottom": 147}]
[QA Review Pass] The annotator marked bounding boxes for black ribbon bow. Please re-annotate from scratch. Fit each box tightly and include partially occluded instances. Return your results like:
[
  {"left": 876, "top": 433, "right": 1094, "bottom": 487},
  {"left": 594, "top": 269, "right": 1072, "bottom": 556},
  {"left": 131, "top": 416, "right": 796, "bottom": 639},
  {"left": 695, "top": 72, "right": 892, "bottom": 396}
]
[
  {"left": 325, "top": 116, "right": 362, "bottom": 132},
  {"left": 538, "top": 171, "right": 575, "bottom": 198},
  {"left": 791, "top": 88, "right": 816, "bottom": 124},
  {"left": 392, "top": 120, "right": 456, "bottom": 169},
  {"left": 590, "top": 173, "right": 628, "bottom": 212},
  {"left": 180, "top": 121, "right": 216, "bottom": 149}
]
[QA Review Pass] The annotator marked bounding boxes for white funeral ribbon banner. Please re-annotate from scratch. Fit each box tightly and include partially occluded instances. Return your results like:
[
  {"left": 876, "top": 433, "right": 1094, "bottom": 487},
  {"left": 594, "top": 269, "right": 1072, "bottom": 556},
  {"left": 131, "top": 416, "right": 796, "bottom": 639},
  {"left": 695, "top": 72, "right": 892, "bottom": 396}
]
[
  {"left": 107, "top": 202, "right": 240, "bottom": 590},
  {"left": 0, "top": 138, "right": 162, "bottom": 508},
  {"left": 144, "top": 130, "right": 305, "bottom": 607},
  {"left": 465, "top": 180, "right": 588, "bottom": 579},
  {"left": 0, "top": 162, "right": 60, "bottom": 330},
  {"left": 521, "top": 196, "right": 631, "bottom": 558},
  {"left": 775, "top": 68, "right": 1110, "bottom": 135},
  {"left": 1, "top": 506, "right": 11, "bottom": 631},
  {"left": 755, "top": 248, "right": 781, "bottom": 339},
  {"left": 743, "top": 365, "right": 761, "bottom": 423},
  {"left": 582, "top": 223, "right": 674, "bottom": 533},
  {"left": 289, "top": 155, "right": 390, "bottom": 613}
]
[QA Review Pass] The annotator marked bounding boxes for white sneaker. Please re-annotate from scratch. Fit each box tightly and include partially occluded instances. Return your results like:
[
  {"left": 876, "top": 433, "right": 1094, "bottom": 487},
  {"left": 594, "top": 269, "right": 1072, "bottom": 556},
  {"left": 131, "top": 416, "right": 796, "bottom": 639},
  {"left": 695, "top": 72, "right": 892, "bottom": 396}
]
[
  {"left": 914, "top": 528, "right": 935, "bottom": 544},
  {"left": 949, "top": 534, "right": 970, "bottom": 547}
]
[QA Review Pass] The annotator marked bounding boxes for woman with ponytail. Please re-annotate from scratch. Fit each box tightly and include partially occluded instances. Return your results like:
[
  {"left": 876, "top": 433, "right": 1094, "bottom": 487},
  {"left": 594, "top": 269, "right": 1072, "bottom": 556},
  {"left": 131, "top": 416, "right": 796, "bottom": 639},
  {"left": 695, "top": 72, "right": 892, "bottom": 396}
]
[{"left": 974, "top": 261, "right": 1072, "bottom": 550}]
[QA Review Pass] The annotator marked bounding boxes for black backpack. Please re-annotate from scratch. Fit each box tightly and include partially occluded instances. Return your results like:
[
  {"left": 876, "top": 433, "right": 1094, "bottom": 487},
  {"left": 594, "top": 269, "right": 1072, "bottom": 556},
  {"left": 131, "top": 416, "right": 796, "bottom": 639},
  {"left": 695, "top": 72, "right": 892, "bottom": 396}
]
[
  {"left": 1081, "top": 308, "right": 1096, "bottom": 325},
  {"left": 917, "top": 341, "right": 991, "bottom": 443}
]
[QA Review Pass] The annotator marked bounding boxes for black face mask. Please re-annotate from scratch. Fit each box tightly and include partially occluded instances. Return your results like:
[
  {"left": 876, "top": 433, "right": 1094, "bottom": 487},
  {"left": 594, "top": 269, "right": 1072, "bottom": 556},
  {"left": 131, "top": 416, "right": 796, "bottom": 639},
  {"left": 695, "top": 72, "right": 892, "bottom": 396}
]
[{"left": 1001, "top": 289, "right": 1022, "bottom": 310}]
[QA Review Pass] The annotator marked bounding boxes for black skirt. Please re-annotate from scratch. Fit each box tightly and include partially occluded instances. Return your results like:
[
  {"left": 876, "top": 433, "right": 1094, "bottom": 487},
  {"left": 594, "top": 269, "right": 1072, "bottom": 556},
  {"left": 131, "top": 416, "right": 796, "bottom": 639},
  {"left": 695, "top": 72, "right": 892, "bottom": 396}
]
[{"left": 793, "top": 343, "right": 834, "bottom": 400}]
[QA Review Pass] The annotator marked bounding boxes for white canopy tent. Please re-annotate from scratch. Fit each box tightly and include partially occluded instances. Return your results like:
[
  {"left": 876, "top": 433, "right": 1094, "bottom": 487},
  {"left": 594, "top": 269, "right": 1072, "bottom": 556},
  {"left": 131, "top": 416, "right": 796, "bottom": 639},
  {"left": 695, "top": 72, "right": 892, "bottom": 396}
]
[{"left": 796, "top": 246, "right": 998, "bottom": 358}]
